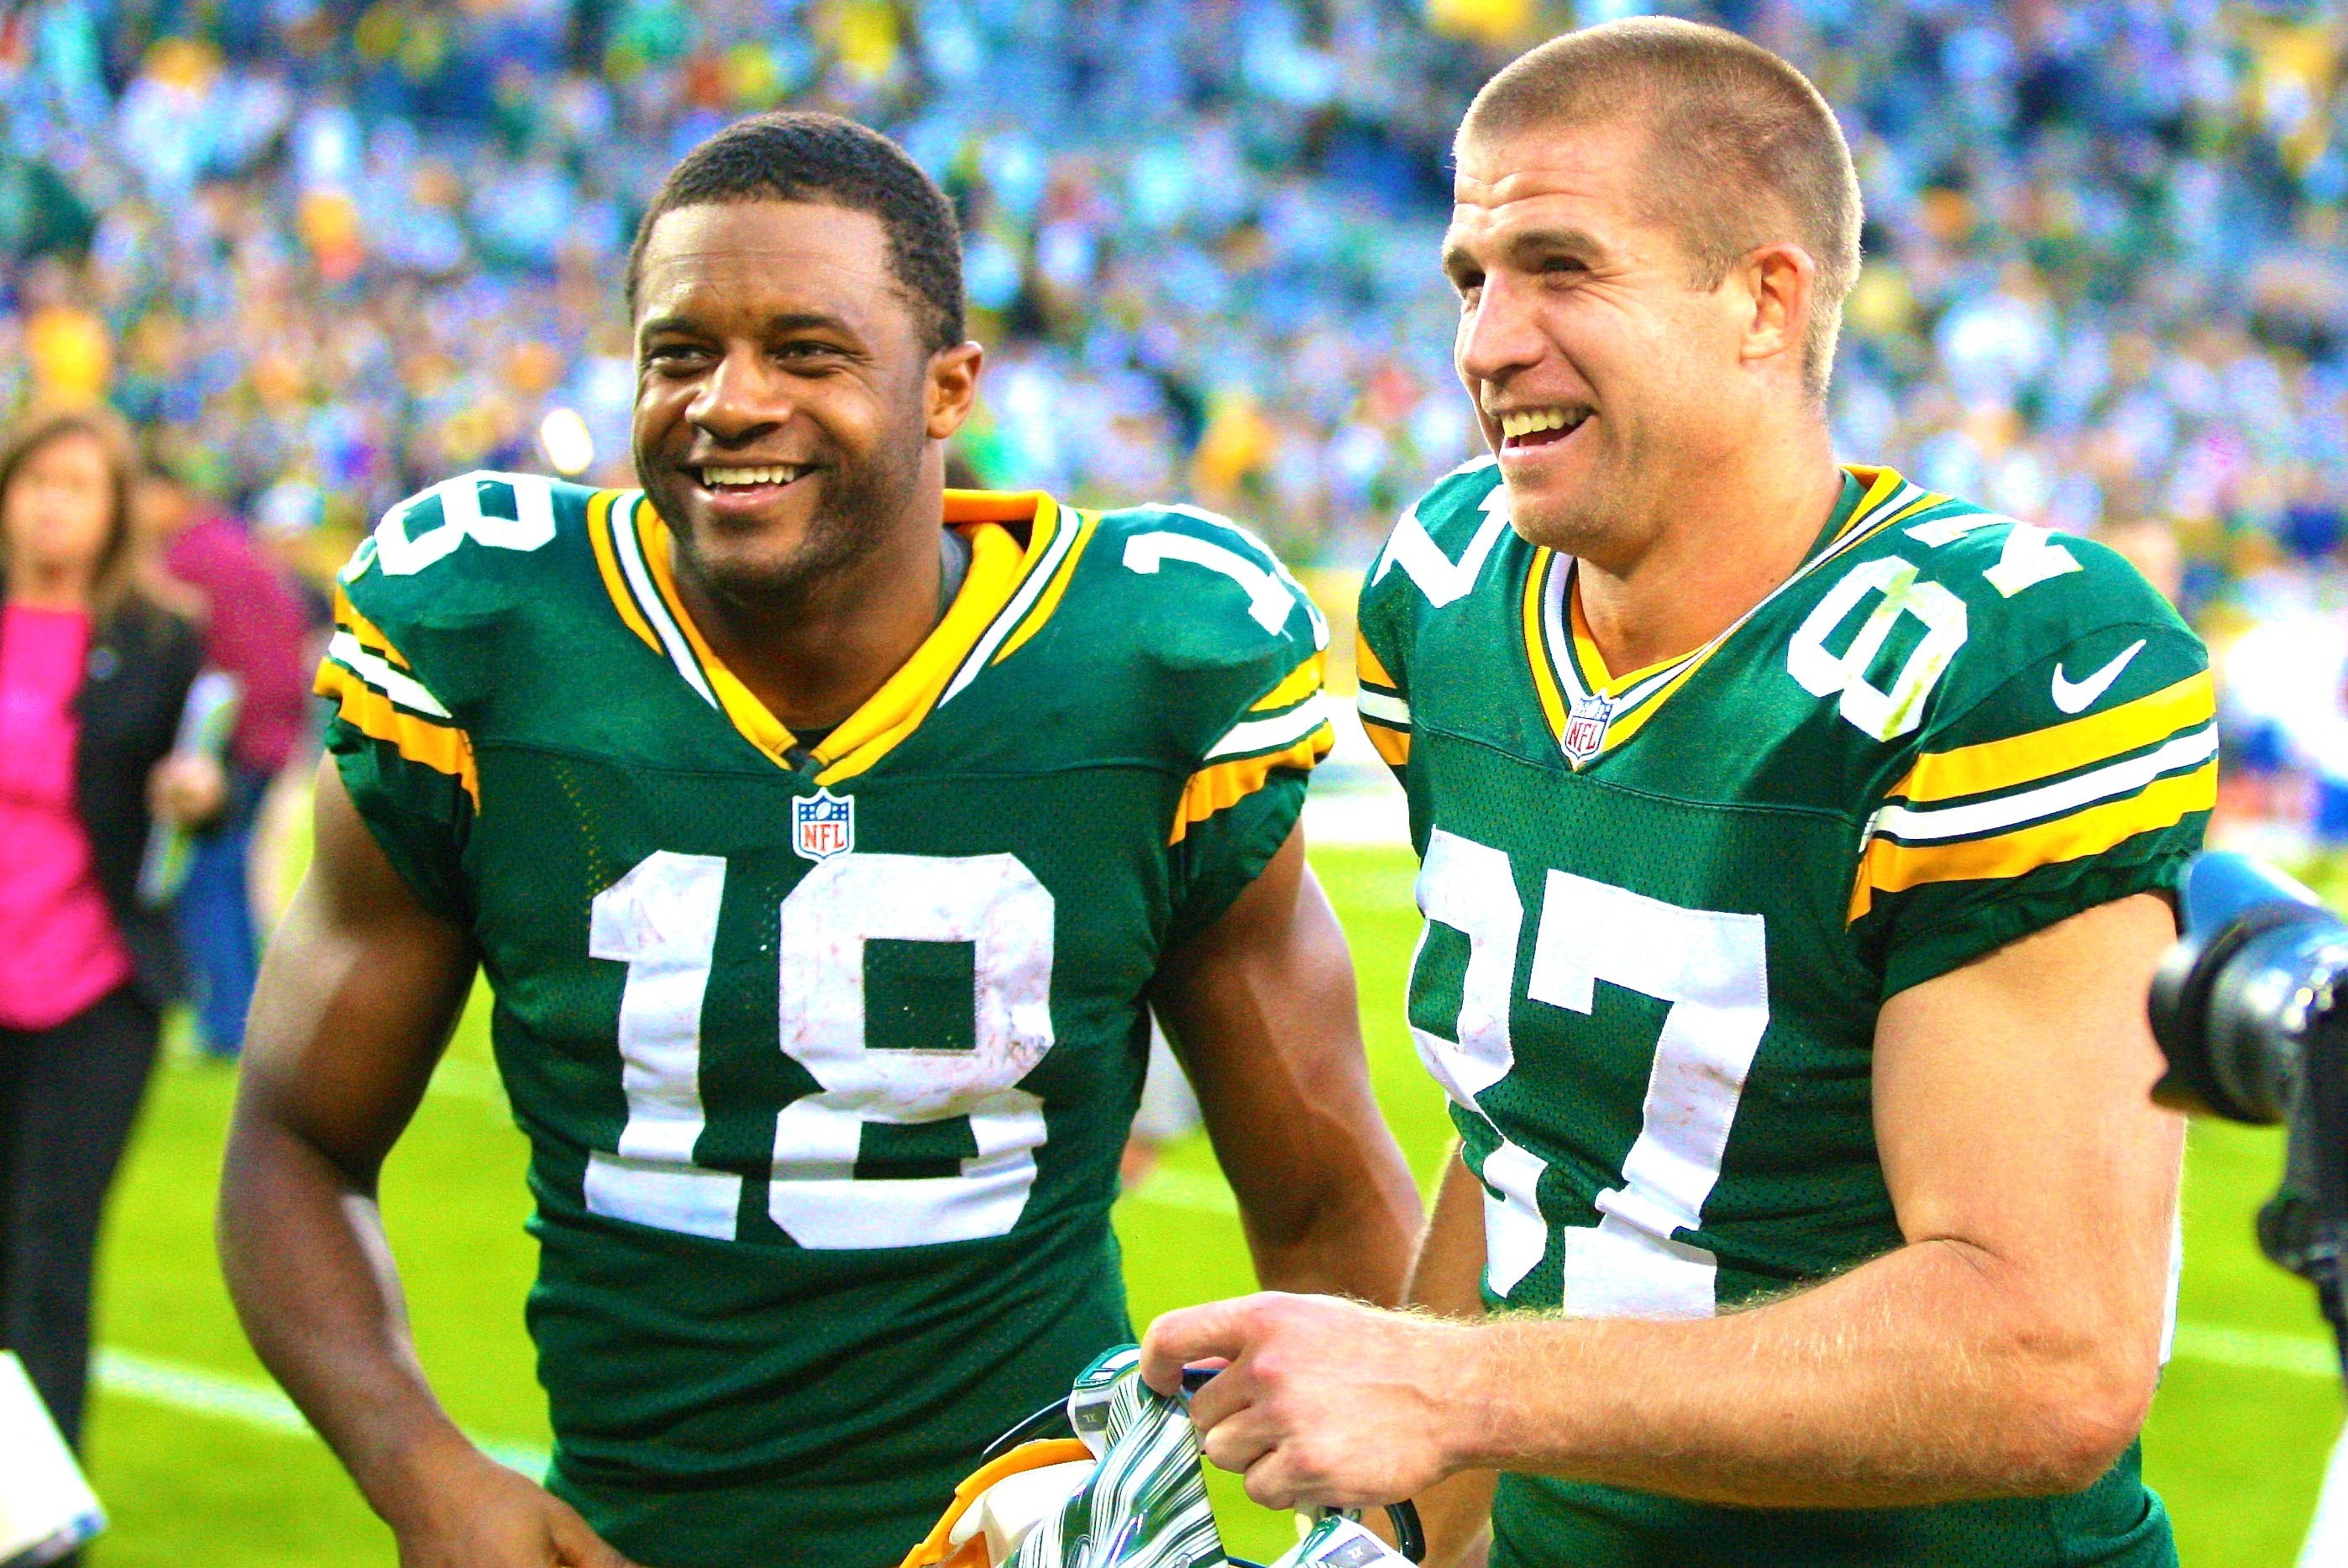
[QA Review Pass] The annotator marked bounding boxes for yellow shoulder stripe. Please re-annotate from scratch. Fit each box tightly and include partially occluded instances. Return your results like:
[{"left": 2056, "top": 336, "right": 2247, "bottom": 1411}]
[
  {"left": 1362, "top": 722, "right": 1411, "bottom": 767},
  {"left": 1849, "top": 761, "right": 2214, "bottom": 920},
  {"left": 587, "top": 490, "right": 659, "bottom": 653},
  {"left": 1169, "top": 726, "right": 1333, "bottom": 844},
  {"left": 1892, "top": 671, "right": 2214, "bottom": 805},
  {"left": 316, "top": 660, "right": 480, "bottom": 805},
  {"left": 331, "top": 585, "right": 411, "bottom": 669},
  {"left": 1356, "top": 631, "right": 1398, "bottom": 691},
  {"left": 1252, "top": 653, "right": 1324, "bottom": 713}
]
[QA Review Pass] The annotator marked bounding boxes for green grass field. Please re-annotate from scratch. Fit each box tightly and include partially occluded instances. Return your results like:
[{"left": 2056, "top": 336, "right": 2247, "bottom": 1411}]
[{"left": 80, "top": 845, "right": 2342, "bottom": 1565}]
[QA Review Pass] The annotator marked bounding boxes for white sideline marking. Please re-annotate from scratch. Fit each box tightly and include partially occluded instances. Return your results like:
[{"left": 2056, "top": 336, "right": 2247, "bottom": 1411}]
[{"left": 95, "top": 1348, "right": 552, "bottom": 1475}]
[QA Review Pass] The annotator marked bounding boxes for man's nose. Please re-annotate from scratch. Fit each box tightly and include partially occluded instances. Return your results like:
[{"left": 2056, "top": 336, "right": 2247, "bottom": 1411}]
[
  {"left": 689, "top": 346, "right": 791, "bottom": 443},
  {"left": 1455, "top": 273, "right": 1548, "bottom": 391}
]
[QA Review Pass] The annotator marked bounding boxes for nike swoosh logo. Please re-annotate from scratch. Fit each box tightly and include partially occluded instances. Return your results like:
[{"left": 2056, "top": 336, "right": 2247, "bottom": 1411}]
[{"left": 2051, "top": 639, "right": 2146, "bottom": 715}]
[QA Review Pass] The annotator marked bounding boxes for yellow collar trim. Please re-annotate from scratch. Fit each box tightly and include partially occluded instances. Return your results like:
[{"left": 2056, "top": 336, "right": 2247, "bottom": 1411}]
[
  {"left": 603, "top": 489, "right": 1069, "bottom": 780},
  {"left": 1526, "top": 464, "right": 1927, "bottom": 766}
]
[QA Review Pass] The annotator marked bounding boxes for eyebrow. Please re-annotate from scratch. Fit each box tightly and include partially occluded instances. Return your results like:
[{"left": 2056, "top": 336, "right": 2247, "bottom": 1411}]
[
  {"left": 1444, "top": 223, "right": 1612, "bottom": 279},
  {"left": 637, "top": 309, "right": 857, "bottom": 339}
]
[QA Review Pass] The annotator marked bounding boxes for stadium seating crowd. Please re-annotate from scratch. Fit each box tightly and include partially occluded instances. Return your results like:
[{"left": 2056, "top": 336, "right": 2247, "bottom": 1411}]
[{"left": 0, "top": 0, "right": 2339, "bottom": 597}]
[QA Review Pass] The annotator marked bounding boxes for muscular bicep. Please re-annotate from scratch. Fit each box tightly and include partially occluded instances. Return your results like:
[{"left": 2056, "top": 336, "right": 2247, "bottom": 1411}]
[
  {"left": 235, "top": 755, "right": 480, "bottom": 1186},
  {"left": 1150, "top": 823, "right": 1417, "bottom": 1274},
  {"left": 1874, "top": 894, "right": 2184, "bottom": 1365},
  {"left": 1151, "top": 826, "right": 1366, "bottom": 1193}
]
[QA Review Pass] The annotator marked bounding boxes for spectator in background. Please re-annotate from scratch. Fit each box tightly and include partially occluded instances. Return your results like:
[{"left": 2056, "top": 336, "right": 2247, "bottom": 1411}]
[
  {"left": 0, "top": 406, "right": 222, "bottom": 1455},
  {"left": 139, "top": 458, "right": 311, "bottom": 1058}
]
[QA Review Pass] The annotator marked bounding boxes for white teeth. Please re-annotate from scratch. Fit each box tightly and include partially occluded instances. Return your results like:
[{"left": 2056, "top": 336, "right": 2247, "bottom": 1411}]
[
  {"left": 701, "top": 464, "right": 804, "bottom": 488},
  {"left": 1495, "top": 407, "right": 1585, "bottom": 440}
]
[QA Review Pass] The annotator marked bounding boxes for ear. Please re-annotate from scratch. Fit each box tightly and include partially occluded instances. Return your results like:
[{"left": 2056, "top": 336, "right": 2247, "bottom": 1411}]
[
  {"left": 1733, "top": 242, "right": 1816, "bottom": 375},
  {"left": 925, "top": 341, "right": 986, "bottom": 441}
]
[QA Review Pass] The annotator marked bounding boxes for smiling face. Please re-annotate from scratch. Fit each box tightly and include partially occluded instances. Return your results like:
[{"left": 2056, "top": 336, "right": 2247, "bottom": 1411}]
[
  {"left": 631, "top": 199, "right": 977, "bottom": 604},
  {"left": 1444, "top": 118, "right": 1757, "bottom": 569}
]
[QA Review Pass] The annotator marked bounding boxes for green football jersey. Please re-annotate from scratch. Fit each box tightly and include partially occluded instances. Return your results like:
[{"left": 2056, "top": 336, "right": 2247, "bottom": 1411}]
[
  {"left": 1356, "top": 460, "right": 2209, "bottom": 1568},
  {"left": 317, "top": 475, "right": 1333, "bottom": 1568}
]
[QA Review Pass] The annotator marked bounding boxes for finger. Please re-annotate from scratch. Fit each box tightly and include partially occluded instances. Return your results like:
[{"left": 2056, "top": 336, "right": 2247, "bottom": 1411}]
[
  {"left": 1181, "top": 1358, "right": 1257, "bottom": 1430},
  {"left": 1139, "top": 1296, "right": 1266, "bottom": 1393},
  {"left": 1200, "top": 1409, "right": 1277, "bottom": 1479},
  {"left": 548, "top": 1500, "right": 641, "bottom": 1568},
  {"left": 1240, "top": 1448, "right": 1301, "bottom": 1513}
]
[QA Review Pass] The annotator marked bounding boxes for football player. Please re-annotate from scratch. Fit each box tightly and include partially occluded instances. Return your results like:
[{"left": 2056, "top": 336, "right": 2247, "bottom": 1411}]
[
  {"left": 1144, "top": 21, "right": 2200, "bottom": 1568},
  {"left": 218, "top": 113, "right": 1420, "bottom": 1568}
]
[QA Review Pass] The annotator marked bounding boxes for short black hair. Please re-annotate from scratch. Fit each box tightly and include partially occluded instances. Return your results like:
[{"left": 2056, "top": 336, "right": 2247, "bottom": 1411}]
[{"left": 626, "top": 111, "right": 965, "bottom": 352}]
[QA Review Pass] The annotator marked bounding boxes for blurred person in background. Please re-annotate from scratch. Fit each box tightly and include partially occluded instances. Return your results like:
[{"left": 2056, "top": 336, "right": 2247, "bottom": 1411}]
[
  {"left": 0, "top": 406, "right": 222, "bottom": 1460},
  {"left": 139, "top": 455, "right": 312, "bottom": 1058}
]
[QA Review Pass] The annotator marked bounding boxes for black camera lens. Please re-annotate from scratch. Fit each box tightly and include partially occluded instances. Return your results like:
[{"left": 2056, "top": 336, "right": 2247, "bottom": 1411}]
[{"left": 2149, "top": 854, "right": 2343, "bottom": 1125}]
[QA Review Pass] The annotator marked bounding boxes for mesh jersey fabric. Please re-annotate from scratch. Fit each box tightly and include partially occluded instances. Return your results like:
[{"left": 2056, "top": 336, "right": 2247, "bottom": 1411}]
[
  {"left": 1356, "top": 459, "right": 2204, "bottom": 1568},
  {"left": 317, "top": 473, "right": 1332, "bottom": 1567}
]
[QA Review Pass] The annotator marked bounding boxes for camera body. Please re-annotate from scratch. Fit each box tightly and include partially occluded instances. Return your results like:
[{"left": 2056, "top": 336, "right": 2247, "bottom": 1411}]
[{"left": 2148, "top": 852, "right": 2348, "bottom": 1374}]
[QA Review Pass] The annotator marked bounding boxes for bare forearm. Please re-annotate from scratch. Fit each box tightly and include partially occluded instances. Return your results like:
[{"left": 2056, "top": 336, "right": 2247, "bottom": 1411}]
[
  {"left": 218, "top": 1115, "right": 474, "bottom": 1526},
  {"left": 1460, "top": 1238, "right": 2146, "bottom": 1508},
  {"left": 1241, "top": 1172, "right": 1420, "bottom": 1303}
]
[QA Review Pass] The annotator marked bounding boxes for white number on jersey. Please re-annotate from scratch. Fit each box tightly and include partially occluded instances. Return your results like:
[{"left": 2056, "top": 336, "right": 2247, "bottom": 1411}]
[
  {"left": 354, "top": 471, "right": 559, "bottom": 579},
  {"left": 1371, "top": 469, "right": 1512, "bottom": 610},
  {"left": 1414, "top": 833, "right": 1770, "bottom": 1314},
  {"left": 584, "top": 849, "right": 1056, "bottom": 1248},
  {"left": 1787, "top": 555, "right": 1968, "bottom": 742},
  {"left": 1411, "top": 830, "right": 1549, "bottom": 1294},
  {"left": 1528, "top": 872, "right": 1768, "bottom": 1319}
]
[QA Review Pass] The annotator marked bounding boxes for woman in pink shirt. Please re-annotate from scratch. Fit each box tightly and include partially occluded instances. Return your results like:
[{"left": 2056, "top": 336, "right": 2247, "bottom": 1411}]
[{"left": 0, "top": 407, "right": 221, "bottom": 1462}]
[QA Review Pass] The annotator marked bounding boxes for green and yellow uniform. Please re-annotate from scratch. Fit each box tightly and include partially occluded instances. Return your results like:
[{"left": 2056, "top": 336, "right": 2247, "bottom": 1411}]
[
  {"left": 1357, "top": 459, "right": 2208, "bottom": 1567},
  {"left": 317, "top": 475, "right": 1332, "bottom": 1568}
]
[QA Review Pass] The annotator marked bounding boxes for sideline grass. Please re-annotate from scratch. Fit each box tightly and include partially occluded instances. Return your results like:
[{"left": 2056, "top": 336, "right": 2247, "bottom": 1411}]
[{"left": 83, "top": 845, "right": 2340, "bottom": 1565}]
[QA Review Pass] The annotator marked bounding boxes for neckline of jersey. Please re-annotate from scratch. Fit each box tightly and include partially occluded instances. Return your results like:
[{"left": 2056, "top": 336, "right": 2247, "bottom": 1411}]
[
  {"left": 1524, "top": 464, "right": 1947, "bottom": 768},
  {"left": 586, "top": 487, "right": 1093, "bottom": 784}
]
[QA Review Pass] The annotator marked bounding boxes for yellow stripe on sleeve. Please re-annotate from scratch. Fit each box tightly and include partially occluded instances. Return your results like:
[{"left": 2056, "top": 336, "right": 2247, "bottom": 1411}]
[
  {"left": 1355, "top": 630, "right": 1399, "bottom": 692},
  {"left": 1251, "top": 653, "right": 1325, "bottom": 713},
  {"left": 1362, "top": 721, "right": 1412, "bottom": 768},
  {"left": 1168, "top": 726, "right": 1334, "bottom": 843},
  {"left": 1890, "top": 672, "right": 2214, "bottom": 805},
  {"left": 1847, "top": 761, "right": 2214, "bottom": 920},
  {"left": 331, "top": 585, "right": 411, "bottom": 669},
  {"left": 315, "top": 659, "right": 480, "bottom": 805}
]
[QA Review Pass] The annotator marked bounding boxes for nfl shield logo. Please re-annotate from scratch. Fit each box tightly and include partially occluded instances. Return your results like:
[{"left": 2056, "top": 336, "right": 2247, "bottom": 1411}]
[
  {"left": 792, "top": 789, "right": 855, "bottom": 862},
  {"left": 1562, "top": 693, "right": 1612, "bottom": 768}
]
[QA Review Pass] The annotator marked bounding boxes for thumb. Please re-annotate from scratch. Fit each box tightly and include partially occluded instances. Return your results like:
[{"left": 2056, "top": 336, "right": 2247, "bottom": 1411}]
[{"left": 1140, "top": 1295, "right": 1268, "bottom": 1395}]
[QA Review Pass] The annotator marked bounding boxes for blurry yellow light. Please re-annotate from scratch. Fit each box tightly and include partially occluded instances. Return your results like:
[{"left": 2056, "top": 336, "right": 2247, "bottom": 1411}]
[{"left": 540, "top": 408, "right": 595, "bottom": 478}]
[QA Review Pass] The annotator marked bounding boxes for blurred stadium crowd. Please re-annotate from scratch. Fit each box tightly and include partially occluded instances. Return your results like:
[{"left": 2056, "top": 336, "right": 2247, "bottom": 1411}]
[{"left": 0, "top": 0, "right": 2344, "bottom": 833}]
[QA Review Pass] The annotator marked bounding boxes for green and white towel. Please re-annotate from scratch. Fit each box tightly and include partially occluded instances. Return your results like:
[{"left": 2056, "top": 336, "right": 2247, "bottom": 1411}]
[{"left": 1013, "top": 1347, "right": 1226, "bottom": 1568}]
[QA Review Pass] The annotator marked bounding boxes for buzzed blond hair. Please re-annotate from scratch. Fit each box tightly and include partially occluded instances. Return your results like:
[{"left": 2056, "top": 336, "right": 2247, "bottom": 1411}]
[{"left": 1460, "top": 18, "right": 1862, "bottom": 397}]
